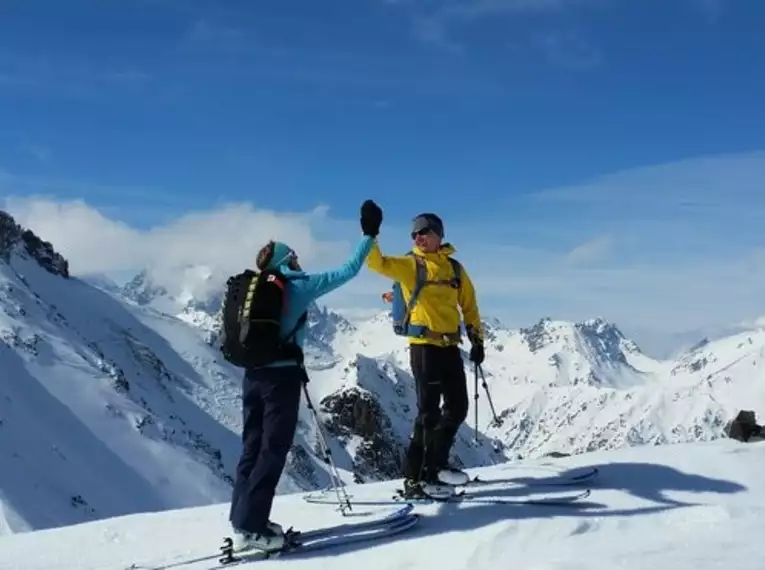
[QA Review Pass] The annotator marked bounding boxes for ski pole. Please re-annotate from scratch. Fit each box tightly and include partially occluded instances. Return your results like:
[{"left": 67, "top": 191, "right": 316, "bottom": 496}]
[
  {"left": 301, "top": 382, "right": 352, "bottom": 515},
  {"left": 473, "top": 363, "right": 479, "bottom": 444},
  {"left": 477, "top": 364, "right": 501, "bottom": 427}
]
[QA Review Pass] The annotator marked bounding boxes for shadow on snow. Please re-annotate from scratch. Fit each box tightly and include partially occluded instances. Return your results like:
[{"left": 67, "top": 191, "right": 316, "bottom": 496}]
[{"left": 285, "top": 460, "right": 747, "bottom": 559}]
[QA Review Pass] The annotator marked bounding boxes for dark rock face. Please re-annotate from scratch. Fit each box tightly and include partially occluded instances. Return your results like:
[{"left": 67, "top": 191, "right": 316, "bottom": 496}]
[
  {"left": 520, "top": 317, "right": 555, "bottom": 353},
  {"left": 575, "top": 317, "right": 639, "bottom": 365},
  {"left": 320, "top": 386, "right": 402, "bottom": 482},
  {"left": 0, "top": 212, "right": 17, "bottom": 261},
  {"left": 0, "top": 210, "right": 69, "bottom": 277}
]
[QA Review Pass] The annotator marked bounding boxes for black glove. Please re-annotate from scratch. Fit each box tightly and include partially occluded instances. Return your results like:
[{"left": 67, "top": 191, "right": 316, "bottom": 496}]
[
  {"left": 469, "top": 342, "right": 484, "bottom": 365},
  {"left": 360, "top": 200, "right": 383, "bottom": 237}
]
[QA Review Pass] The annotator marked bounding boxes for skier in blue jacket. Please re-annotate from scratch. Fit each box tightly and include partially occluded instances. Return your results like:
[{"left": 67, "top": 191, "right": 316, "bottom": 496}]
[{"left": 229, "top": 199, "right": 383, "bottom": 553}]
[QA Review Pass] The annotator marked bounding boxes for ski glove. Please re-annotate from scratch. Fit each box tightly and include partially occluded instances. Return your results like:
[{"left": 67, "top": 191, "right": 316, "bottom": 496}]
[
  {"left": 360, "top": 199, "right": 383, "bottom": 237},
  {"left": 469, "top": 342, "right": 485, "bottom": 365}
]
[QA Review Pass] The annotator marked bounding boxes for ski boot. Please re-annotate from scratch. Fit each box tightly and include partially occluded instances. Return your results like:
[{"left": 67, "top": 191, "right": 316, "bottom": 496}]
[
  {"left": 231, "top": 525, "right": 286, "bottom": 554},
  {"left": 400, "top": 478, "right": 457, "bottom": 501},
  {"left": 436, "top": 465, "right": 470, "bottom": 486}
]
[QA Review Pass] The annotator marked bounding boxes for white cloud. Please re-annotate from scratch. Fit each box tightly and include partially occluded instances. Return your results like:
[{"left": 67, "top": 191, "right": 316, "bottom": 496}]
[
  {"left": 2, "top": 196, "right": 353, "bottom": 286},
  {"left": 394, "top": 0, "right": 610, "bottom": 61},
  {"left": 529, "top": 150, "right": 765, "bottom": 212},
  {"left": 5, "top": 148, "right": 765, "bottom": 344},
  {"left": 437, "top": 0, "right": 604, "bottom": 21},
  {"left": 566, "top": 234, "right": 613, "bottom": 265},
  {"left": 468, "top": 244, "right": 765, "bottom": 333},
  {"left": 737, "top": 315, "right": 765, "bottom": 330},
  {"left": 184, "top": 19, "right": 250, "bottom": 53},
  {"left": 532, "top": 29, "right": 602, "bottom": 70}
]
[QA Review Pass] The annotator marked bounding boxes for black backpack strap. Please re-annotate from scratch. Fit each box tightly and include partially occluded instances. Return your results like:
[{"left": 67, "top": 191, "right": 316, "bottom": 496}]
[{"left": 448, "top": 257, "right": 462, "bottom": 289}]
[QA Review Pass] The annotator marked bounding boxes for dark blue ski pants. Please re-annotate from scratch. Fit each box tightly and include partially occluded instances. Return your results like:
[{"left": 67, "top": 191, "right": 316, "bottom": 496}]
[
  {"left": 405, "top": 344, "right": 468, "bottom": 481},
  {"left": 229, "top": 364, "right": 306, "bottom": 534}
]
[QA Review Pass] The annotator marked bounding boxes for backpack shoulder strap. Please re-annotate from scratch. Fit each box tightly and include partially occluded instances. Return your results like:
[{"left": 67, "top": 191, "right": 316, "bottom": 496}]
[
  {"left": 419, "top": 257, "right": 461, "bottom": 289},
  {"left": 254, "top": 269, "right": 306, "bottom": 343},
  {"left": 399, "top": 252, "right": 427, "bottom": 328},
  {"left": 448, "top": 257, "right": 462, "bottom": 289}
]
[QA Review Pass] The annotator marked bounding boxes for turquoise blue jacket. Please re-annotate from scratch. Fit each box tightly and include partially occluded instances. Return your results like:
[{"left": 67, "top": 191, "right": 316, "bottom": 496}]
[{"left": 260, "top": 235, "right": 374, "bottom": 368}]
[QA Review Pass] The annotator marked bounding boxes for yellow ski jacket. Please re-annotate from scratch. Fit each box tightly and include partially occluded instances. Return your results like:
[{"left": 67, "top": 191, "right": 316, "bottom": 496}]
[{"left": 366, "top": 239, "right": 484, "bottom": 347}]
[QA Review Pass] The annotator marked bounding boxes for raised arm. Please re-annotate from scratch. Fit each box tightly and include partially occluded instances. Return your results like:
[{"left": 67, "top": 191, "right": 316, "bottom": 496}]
[
  {"left": 296, "top": 236, "right": 375, "bottom": 301},
  {"left": 366, "top": 239, "right": 418, "bottom": 287},
  {"left": 457, "top": 263, "right": 484, "bottom": 343}
]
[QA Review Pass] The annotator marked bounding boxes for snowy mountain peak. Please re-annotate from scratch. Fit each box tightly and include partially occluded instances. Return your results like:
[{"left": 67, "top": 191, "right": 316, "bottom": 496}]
[
  {"left": 305, "top": 304, "right": 358, "bottom": 345},
  {"left": 518, "top": 316, "right": 639, "bottom": 361},
  {"left": 0, "top": 210, "right": 69, "bottom": 278},
  {"left": 670, "top": 328, "right": 765, "bottom": 378},
  {"left": 121, "top": 264, "right": 220, "bottom": 307},
  {"left": 122, "top": 269, "right": 169, "bottom": 306},
  {"left": 119, "top": 266, "right": 224, "bottom": 332},
  {"left": 576, "top": 316, "right": 642, "bottom": 358}
]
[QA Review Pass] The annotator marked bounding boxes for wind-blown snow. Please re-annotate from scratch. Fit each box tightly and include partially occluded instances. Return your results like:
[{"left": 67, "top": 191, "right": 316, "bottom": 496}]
[{"left": 0, "top": 440, "right": 763, "bottom": 570}]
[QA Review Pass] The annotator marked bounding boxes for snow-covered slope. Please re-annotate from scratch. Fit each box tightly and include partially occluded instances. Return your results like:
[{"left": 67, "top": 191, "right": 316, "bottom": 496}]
[
  {"left": 0, "top": 212, "right": 343, "bottom": 535},
  {"left": 1, "top": 440, "right": 763, "bottom": 570},
  {"left": 284, "top": 306, "right": 764, "bottom": 462},
  {"left": 473, "top": 318, "right": 765, "bottom": 458}
]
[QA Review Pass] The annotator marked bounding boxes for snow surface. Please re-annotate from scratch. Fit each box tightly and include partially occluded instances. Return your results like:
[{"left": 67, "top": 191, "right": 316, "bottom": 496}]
[{"left": 1, "top": 440, "right": 763, "bottom": 570}]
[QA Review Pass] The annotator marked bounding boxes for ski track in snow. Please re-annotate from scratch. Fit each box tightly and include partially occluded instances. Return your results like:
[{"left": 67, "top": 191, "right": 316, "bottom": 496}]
[{"left": 0, "top": 440, "right": 763, "bottom": 570}]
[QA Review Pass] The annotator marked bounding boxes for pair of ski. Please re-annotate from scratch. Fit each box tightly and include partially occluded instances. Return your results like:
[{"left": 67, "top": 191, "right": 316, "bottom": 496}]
[
  {"left": 212, "top": 468, "right": 597, "bottom": 566},
  {"left": 303, "top": 466, "right": 598, "bottom": 507},
  {"left": 131, "top": 505, "right": 418, "bottom": 570},
  {"left": 215, "top": 504, "right": 418, "bottom": 568}
]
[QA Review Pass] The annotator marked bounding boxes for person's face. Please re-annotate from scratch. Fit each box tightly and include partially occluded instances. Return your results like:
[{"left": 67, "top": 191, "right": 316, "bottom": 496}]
[
  {"left": 287, "top": 252, "right": 301, "bottom": 271},
  {"left": 412, "top": 227, "right": 441, "bottom": 253},
  {"left": 276, "top": 247, "right": 301, "bottom": 271}
]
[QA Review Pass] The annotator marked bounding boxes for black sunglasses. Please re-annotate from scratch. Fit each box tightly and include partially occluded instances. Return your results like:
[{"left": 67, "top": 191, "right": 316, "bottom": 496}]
[{"left": 411, "top": 227, "right": 433, "bottom": 239}]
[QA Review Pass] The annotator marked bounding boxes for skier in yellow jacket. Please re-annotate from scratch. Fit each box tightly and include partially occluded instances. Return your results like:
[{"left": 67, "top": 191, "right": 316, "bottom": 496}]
[{"left": 366, "top": 208, "right": 485, "bottom": 498}]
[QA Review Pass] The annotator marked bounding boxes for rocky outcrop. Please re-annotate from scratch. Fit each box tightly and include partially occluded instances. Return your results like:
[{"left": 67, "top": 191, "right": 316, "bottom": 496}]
[
  {"left": 0, "top": 211, "right": 17, "bottom": 261},
  {"left": 0, "top": 210, "right": 69, "bottom": 277},
  {"left": 320, "top": 386, "right": 402, "bottom": 483}
]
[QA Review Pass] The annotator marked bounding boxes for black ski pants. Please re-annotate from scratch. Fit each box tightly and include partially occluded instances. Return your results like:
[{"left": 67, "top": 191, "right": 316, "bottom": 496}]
[
  {"left": 404, "top": 343, "right": 469, "bottom": 481},
  {"left": 229, "top": 364, "right": 306, "bottom": 534}
]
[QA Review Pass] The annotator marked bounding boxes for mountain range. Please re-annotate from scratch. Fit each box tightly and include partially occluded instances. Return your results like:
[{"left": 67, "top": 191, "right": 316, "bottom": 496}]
[{"left": 1, "top": 208, "right": 762, "bottom": 535}]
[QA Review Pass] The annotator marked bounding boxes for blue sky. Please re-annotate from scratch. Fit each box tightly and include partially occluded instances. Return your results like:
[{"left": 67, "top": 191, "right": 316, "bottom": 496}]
[{"left": 2, "top": 0, "right": 765, "bottom": 354}]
